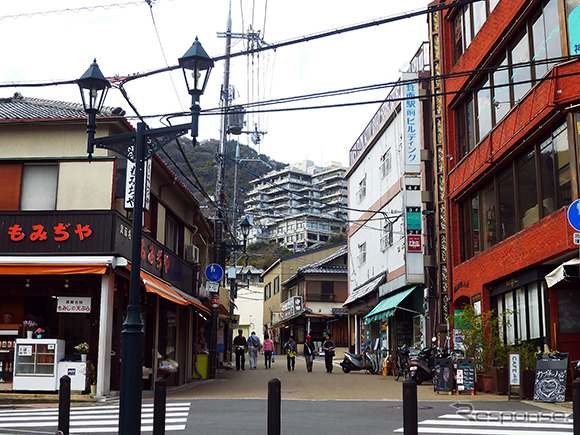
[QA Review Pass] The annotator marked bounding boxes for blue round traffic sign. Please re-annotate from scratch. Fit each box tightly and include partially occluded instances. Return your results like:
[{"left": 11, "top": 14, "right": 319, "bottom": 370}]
[
  {"left": 567, "top": 199, "right": 580, "bottom": 231},
  {"left": 205, "top": 263, "right": 224, "bottom": 282}
]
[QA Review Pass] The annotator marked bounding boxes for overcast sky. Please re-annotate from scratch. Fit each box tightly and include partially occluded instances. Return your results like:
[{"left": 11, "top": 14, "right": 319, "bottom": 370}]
[{"left": 1, "top": 0, "right": 431, "bottom": 167}]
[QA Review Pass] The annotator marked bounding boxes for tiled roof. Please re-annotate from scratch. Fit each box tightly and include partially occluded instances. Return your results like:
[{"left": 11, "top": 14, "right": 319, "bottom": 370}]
[
  {"left": 297, "top": 245, "right": 347, "bottom": 274},
  {"left": 0, "top": 92, "right": 125, "bottom": 121}
]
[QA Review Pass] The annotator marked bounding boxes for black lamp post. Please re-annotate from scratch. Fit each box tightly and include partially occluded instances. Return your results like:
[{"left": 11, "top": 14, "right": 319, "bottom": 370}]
[
  {"left": 77, "top": 39, "right": 213, "bottom": 435},
  {"left": 239, "top": 215, "right": 251, "bottom": 251}
]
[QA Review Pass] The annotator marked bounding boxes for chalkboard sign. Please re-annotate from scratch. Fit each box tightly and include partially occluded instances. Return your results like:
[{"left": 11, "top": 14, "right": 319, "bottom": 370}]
[
  {"left": 433, "top": 357, "right": 453, "bottom": 392},
  {"left": 456, "top": 357, "right": 475, "bottom": 393},
  {"left": 534, "top": 353, "right": 568, "bottom": 403}
]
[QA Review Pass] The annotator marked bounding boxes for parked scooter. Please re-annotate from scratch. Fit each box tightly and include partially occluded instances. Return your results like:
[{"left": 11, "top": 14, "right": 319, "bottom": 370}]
[
  {"left": 340, "top": 351, "right": 380, "bottom": 374},
  {"left": 409, "top": 338, "right": 438, "bottom": 385}
]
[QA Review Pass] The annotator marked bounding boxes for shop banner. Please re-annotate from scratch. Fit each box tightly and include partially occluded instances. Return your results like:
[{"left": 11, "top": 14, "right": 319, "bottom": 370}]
[{"left": 57, "top": 297, "right": 92, "bottom": 313}]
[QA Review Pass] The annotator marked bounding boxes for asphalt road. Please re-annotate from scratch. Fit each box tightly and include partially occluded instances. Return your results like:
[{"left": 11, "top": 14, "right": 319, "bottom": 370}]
[{"left": 0, "top": 357, "right": 573, "bottom": 434}]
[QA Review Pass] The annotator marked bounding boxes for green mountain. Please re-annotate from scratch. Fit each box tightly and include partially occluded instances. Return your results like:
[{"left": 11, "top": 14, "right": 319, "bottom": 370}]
[{"left": 161, "top": 137, "right": 286, "bottom": 211}]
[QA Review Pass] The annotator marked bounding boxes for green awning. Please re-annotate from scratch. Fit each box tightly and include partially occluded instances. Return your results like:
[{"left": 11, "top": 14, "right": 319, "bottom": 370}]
[{"left": 364, "top": 286, "right": 417, "bottom": 324}]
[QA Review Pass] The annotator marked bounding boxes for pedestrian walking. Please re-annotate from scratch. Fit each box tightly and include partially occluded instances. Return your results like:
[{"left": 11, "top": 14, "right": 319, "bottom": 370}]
[
  {"left": 262, "top": 333, "right": 275, "bottom": 369},
  {"left": 247, "top": 331, "right": 261, "bottom": 369},
  {"left": 304, "top": 334, "right": 316, "bottom": 372},
  {"left": 283, "top": 335, "right": 297, "bottom": 372},
  {"left": 322, "top": 332, "right": 336, "bottom": 373},
  {"left": 233, "top": 329, "right": 247, "bottom": 371}
]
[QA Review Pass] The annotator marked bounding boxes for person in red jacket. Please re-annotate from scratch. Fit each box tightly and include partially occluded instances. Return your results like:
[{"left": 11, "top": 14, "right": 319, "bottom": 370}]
[{"left": 262, "top": 333, "right": 275, "bottom": 369}]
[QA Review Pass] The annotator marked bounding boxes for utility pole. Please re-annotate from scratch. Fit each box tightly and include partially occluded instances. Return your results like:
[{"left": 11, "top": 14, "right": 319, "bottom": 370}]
[{"left": 209, "top": 0, "right": 232, "bottom": 381}]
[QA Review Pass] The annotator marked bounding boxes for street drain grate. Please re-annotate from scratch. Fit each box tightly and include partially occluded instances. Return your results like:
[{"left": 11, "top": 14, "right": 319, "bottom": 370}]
[{"left": 386, "top": 405, "right": 433, "bottom": 410}]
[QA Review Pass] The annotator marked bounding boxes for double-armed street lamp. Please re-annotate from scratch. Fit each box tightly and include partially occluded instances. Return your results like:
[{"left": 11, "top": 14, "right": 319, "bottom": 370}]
[{"left": 77, "top": 38, "right": 213, "bottom": 435}]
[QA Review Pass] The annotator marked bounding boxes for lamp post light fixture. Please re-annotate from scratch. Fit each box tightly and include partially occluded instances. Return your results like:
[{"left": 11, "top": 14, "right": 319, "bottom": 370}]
[
  {"left": 239, "top": 215, "right": 251, "bottom": 250},
  {"left": 77, "top": 38, "right": 213, "bottom": 435}
]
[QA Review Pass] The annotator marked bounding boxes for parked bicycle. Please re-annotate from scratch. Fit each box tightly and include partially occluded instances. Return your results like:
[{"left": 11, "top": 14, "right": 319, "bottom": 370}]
[{"left": 393, "top": 345, "right": 411, "bottom": 381}]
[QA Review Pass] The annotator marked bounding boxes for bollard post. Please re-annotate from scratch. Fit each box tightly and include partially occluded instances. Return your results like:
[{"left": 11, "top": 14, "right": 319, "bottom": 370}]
[
  {"left": 58, "top": 375, "right": 71, "bottom": 435},
  {"left": 403, "top": 377, "right": 418, "bottom": 435},
  {"left": 573, "top": 377, "right": 580, "bottom": 435},
  {"left": 267, "top": 378, "right": 281, "bottom": 435},
  {"left": 153, "top": 377, "right": 167, "bottom": 435}
]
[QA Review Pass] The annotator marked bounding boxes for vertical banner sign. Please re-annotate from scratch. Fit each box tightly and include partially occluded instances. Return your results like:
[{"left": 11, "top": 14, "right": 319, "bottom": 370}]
[
  {"left": 402, "top": 72, "right": 421, "bottom": 174},
  {"left": 125, "top": 147, "right": 152, "bottom": 211}
]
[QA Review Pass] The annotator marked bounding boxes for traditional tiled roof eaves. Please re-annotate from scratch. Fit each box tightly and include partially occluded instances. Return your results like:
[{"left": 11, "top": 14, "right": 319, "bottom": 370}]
[{"left": 0, "top": 92, "right": 125, "bottom": 122}]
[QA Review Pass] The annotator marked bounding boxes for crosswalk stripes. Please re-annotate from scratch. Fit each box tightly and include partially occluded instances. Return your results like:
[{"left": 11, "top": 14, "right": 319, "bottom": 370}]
[
  {"left": 0, "top": 401, "right": 191, "bottom": 433},
  {"left": 394, "top": 410, "right": 574, "bottom": 434}
]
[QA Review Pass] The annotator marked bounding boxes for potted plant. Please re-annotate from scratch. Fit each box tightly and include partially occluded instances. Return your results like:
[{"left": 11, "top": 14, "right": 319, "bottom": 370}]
[
  {"left": 86, "top": 361, "right": 97, "bottom": 395},
  {"left": 34, "top": 328, "right": 45, "bottom": 339},
  {"left": 23, "top": 320, "right": 37, "bottom": 339},
  {"left": 75, "top": 342, "right": 89, "bottom": 361},
  {"left": 447, "top": 304, "right": 512, "bottom": 392},
  {"left": 516, "top": 341, "right": 538, "bottom": 399}
]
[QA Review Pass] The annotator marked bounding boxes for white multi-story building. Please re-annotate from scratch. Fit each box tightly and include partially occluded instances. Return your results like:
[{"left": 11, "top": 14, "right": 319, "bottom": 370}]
[
  {"left": 344, "top": 43, "right": 435, "bottom": 355},
  {"left": 244, "top": 160, "right": 347, "bottom": 251}
]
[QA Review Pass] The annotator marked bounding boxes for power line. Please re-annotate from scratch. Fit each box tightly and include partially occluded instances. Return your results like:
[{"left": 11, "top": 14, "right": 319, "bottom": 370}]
[{"left": 0, "top": 1, "right": 146, "bottom": 21}]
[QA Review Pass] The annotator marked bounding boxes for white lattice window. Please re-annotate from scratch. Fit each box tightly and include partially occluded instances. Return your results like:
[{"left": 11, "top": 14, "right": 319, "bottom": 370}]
[
  {"left": 379, "top": 148, "right": 392, "bottom": 179},
  {"left": 357, "top": 242, "right": 367, "bottom": 266},
  {"left": 356, "top": 176, "right": 367, "bottom": 203},
  {"left": 380, "top": 220, "right": 394, "bottom": 251}
]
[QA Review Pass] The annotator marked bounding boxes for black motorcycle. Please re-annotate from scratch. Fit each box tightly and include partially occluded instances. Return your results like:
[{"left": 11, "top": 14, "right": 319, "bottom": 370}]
[
  {"left": 409, "top": 339, "right": 438, "bottom": 385},
  {"left": 340, "top": 351, "right": 379, "bottom": 374}
]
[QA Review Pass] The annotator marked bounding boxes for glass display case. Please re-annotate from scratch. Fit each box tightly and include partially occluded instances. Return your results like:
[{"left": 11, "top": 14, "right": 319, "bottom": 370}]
[{"left": 13, "top": 339, "right": 65, "bottom": 391}]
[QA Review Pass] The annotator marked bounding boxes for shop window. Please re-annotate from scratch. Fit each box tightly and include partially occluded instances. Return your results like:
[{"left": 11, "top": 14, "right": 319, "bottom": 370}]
[
  {"left": 477, "top": 79, "right": 492, "bottom": 141},
  {"left": 510, "top": 32, "right": 532, "bottom": 103},
  {"left": 321, "top": 281, "right": 334, "bottom": 302},
  {"left": 460, "top": 121, "right": 570, "bottom": 260},
  {"left": 165, "top": 213, "right": 182, "bottom": 255},
  {"left": 543, "top": 0, "right": 562, "bottom": 68},
  {"left": 493, "top": 58, "right": 511, "bottom": 122},
  {"left": 456, "top": 0, "right": 563, "bottom": 158},
  {"left": 553, "top": 125, "right": 571, "bottom": 208},
  {"left": 517, "top": 148, "right": 539, "bottom": 229},
  {"left": 457, "top": 94, "right": 476, "bottom": 157},
  {"left": 357, "top": 176, "right": 366, "bottom": 203},
  {"left": 527, "top": 282, "right": 541, "bottom": 340},
  {"left": 472, "top": 1, "right": 487, "bottom": 38},
  {"left": 482, "top": 183, "right": 497, "bottom": 250},
  {"left": 158, "top": 307, "right": 176, "bottom": 360},
  {"left": 380, "top": 220, "right": 394, "bottom": 251},
  {"left": 494, "top": 282, "right": 548, "bottom": 346},
  {"left": 498, "top": 167, "right": 517, "bottom": 240},
  {"left": 460, "top": 193, "right": 480, "bottom": 261},
  {"left": 21, "top": 164, "right": 58, "bottom": 211},
  {"left": 357, "top": 242, "right": 367, "bottom": 266},
  {"left": 379, "top": 149, "right": 392, "bottom": 179}
]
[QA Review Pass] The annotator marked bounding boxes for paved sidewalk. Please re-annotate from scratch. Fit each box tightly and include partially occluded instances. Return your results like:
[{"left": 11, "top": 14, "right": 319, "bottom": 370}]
[{"left": 167, "top": 356, "right": 508, "bottom": 402}]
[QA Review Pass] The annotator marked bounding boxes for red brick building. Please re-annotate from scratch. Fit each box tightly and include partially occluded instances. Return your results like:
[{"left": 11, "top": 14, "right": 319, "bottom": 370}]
[{"left": 432, "top": 0, "right": 580, "bottom": 360}]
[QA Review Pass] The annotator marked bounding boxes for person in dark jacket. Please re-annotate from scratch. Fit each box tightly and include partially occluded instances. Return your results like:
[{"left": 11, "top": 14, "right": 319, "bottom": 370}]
[
  {"left": 322, "top": 332, "right": 336, "bottom": 373},
  {"left": 283, "top": 335, "right": 297, "bottom": 372},
  {"left": 233, "top": 329, "right": 247, "bottom": 371},
  {"left": 303, "top": 334, "right": 316, "bottom": 372}
]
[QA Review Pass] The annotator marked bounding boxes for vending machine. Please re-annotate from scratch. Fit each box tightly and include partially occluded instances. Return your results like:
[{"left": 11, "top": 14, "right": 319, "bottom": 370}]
[{"left": 13, "top": 339, "right": 65, "bottom": 391}]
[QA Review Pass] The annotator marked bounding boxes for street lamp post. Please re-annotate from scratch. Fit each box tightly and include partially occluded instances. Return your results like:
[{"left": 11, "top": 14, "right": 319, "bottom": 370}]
[{"left": 77, "top": 38, "right": 213, "bottom": 435}]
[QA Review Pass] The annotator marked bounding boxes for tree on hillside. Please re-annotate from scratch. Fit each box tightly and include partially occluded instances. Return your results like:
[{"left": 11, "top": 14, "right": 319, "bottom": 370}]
[{"left": 246, "top": 241, "right": 292, "bottom": 271}]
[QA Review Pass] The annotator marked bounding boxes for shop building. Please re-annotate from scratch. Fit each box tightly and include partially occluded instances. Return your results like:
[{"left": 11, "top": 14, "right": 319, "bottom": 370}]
[
  {"left": 262, "top": 243, "right": 347, "bottom": 354},
  {"left": 0, "top": 94, "right": 213, "bottom": 394},
  {"left": 344, "top": 43, "right": 436, "bottom": 355},
  {"left": 279, "top": 245, "right": 348, "bottom": 356},
  {"left": 433, "top": 0, "right": 580, "bottom": 360}
]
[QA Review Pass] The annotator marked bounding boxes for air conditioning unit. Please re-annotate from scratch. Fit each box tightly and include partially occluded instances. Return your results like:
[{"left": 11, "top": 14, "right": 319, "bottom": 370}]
[{"left": 185, "top": 245, "right": 200, "bottom": 264}]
